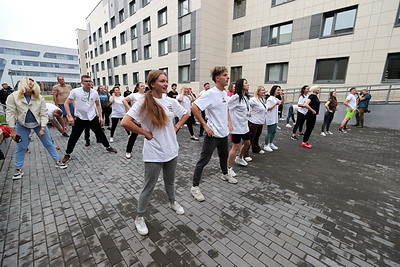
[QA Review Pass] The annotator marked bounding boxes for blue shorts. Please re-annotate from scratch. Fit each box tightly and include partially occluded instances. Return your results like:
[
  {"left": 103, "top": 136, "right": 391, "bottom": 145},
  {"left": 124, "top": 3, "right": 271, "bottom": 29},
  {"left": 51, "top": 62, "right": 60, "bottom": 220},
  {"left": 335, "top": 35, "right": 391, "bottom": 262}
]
[{"left": 58, "top": 103, "right": 74, "bottom": 116}]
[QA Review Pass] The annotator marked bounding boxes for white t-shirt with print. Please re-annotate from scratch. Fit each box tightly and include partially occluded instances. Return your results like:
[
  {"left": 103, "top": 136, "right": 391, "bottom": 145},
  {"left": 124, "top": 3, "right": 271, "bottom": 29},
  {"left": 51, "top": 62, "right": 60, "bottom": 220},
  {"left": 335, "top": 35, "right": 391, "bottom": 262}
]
[
  {"left": 126, "top": 95, "right": 187, "bottom": 162},
  {"left": 297, "top": 95, "right": 309, "bottom": 115},
  {"left": 46, "top": 103, "right": 61, "bottom": 120},
  {"left": 266, "top": 96, "right": 280, "bottom": 125},
  {"left": 179, "top": 95, "right": 192, "bottom": 115},
  {"left": 128, "top": 92, "right": 145, "bottom": 104},
  {"left": 68, "top": 87, "right": 99, "bottom": 120},
  {"left": 249, "top": 97, "right": 266, "bottom": 125},
  {"left": 228, "top": 94, "right": 250, "bottom": 134},
  {"left": 346, "top": 94, "right": 357, "bottom": 110},
  {"left": 111, "top": 96, "right": 125, "bottom": 118},
  {"left": 193, "top": 87, "right": 229, "bottom": 138}
]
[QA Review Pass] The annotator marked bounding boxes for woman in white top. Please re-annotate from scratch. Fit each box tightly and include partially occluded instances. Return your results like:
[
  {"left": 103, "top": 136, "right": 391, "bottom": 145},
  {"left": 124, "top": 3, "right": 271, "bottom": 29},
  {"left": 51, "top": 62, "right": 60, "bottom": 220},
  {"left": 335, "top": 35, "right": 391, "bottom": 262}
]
[
  {"left": 244, "top": 86, "right": 267, "bottom": 159},
  {"left": 122, "top": 82, "right": 146, "bottom": 158},
  {"left": 227, "top": 78, "right": 251, "bottom": 177},
  {"left": 290, "top": 85, "right": 310, "bottom": 140},
  {"left": 177, "top": 86, "right": 198, "bottom": 140},
  {"left": 264, "top": 85, "right": 284, "bottom": 152},
  {"left": 121, "top": 70, "right": 189, "bottom": 236},
  {"left": 109, "top": 87, "right": 128, "bottom": 143}
]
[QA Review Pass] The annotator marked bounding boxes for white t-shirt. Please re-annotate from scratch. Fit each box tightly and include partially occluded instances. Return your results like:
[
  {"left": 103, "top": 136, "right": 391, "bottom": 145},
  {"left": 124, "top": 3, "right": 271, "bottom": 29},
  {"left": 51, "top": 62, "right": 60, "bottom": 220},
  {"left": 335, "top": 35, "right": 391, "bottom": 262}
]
[
  {"left": 249, "top": 97, "right": 266, "bottom": 125},
  {"left": 68, "top": 87, "right": 99, "bottom": 120},
  {"left": 266, "top": 96, "right": 280, "bottom": 125},
  {"left": 297, "top": 95, "right": 309, "bottom": 115},
  {"left": 193, "top": 87, "right": 229, "bottom": 138},
  {"left": 46, "top": 103, "right": 61, "bottom": 120},
  {"left": 179, "top": 95, "right": 192, "bottom": 115},
  {"left": 346, "top": 94, "right": 357, "bottom": 110},
  {"left": 198, "top": 89, "right": 206, "bottom": 97},
  {"left": 126, "top": 95, "right": 187, "bottom": 162},
  {"left": 111, "top": 96, "right": 125, "bottom": 118},
  {"left": 128, "top": 92, "right": 145, "bottom": 104},
  {"left": 228, "top": 94, "right": 250, "bottom": 134}
]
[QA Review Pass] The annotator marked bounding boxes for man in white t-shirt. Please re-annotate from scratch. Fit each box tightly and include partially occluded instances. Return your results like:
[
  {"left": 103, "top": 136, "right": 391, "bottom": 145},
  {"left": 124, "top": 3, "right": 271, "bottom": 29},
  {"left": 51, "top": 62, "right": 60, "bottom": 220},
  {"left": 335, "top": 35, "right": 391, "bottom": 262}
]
[
  {"left": 339, "top": 87, "right": 357, "bottom": 133},
  {"left": 198, "top": 82, "right": 211, "bottom": 137},
  {"left": 190, "top": 67, "right": 237, "bottom": 202},
  {"left": 61, "top": 75, "right": 117, "bottom": 163},
  {"left": 45, "top": 102, "right": 69, "bottom": 137}
]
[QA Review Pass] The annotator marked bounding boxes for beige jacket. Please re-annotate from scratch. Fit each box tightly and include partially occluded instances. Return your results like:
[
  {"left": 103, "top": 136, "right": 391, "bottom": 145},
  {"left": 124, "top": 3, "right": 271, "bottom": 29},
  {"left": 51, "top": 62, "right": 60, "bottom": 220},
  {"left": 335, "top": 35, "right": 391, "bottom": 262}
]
[{"left": 6, "top": 91, "right": 48, "bottom": 128}]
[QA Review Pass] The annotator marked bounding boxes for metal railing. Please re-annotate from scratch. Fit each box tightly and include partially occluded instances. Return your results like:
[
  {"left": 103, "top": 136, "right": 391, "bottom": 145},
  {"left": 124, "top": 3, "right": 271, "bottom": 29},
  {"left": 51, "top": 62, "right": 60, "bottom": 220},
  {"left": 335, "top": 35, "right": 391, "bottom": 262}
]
[{"left": 283, "top": 83, "right": 400, "bottom": 104}]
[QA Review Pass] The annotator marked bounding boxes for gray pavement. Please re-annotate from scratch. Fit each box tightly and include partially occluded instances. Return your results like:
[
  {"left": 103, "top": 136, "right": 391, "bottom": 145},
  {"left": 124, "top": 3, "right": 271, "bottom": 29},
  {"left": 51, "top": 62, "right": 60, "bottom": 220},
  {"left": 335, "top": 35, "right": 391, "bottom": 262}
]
[{"left": 0, "top": 121, "right": 399, "bottom": 266}]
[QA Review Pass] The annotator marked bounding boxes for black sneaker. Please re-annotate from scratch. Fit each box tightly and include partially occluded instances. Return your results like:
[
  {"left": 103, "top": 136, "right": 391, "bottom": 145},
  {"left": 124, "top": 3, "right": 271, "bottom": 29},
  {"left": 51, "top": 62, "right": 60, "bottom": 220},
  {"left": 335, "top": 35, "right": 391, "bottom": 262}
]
[
  {"left": 291, "top": 135, "right": 298, "bottom": 140},
  {"left": 106, "top": 147, "right": 117, "bottom": 153},
  {"left": 62, "top": 132, "right": 69, "bottom": 137},
  {"left": 339, "top": 128, "right": 347, "bottom": 133},
  {"left": 298, "top": 132, "right": 304, "bottom": 136},
  {"left": 62, "top": 154, "right": 71, "bottom": 163}
]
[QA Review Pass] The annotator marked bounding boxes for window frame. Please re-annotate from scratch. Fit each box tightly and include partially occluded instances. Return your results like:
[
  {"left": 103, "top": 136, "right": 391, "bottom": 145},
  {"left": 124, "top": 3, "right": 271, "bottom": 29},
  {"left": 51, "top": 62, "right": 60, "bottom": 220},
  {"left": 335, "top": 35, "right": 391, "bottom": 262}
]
[
  {"left": 233, "top": 0, "right": 246, "bottom": 19},
  {"left": 232, "top": 32, "right": 244, "bottom": 52},
  {"left": 129, "top": 0, "right": 136, "bottom": 15},
  {"left": 119, "top": 8, "right": 125, "bottom": 23},
  {"left": 111, "top": 16, "right": 116, "bottom": 29},
  {"left": 105, "top": 41, "right": 110, "bottom": 52},
  {"left": 158, "top": 39, "right": 169, "bottom": 56},
  {"left": 122, "top": 74, "right": 128, "bottom": 85},
  {"left": 178, "top": 31, "right": 191, "bottom": 51},
  {"left": 395, "top": 3, "right": 400, "bottom": 27},
  {"left": 142, "top": 0, "right": 150, "bottom": 7},
  {"left": 143, "top": 17, "right": 151, "bottom": 34},
  {"left": 265, "top": 62, "right": 289, "bottom": 84},
  {"left": 144, "top": 45, "right": 152, "bottom": 60},
  {"left": 132, "top": 72, "right": 139, "bottom": 84},
  {"left": 113, "top": 56, "right": 119, "bottom": 68},
  {"left": 120, "top": 31, "right": 126, "bottom": 45},
  {"left": 382, "top": 53, "right": 400, "bottom": 82},
  {"left": 121, "top": 53, "right": 127, "bottom": 65},
  {"left": 314, "top": 57, "right": 349, "bottom": 83},
  {"left": 104, "top": 22, "right": 109, "bottom": 34},
  {"left": 158, "top": 7, "right": 168, "bottom": 27},
  {"left": 178, "top": 0, "right": 190, "bottom": 17},
  {"left": 271, "top": 0, "right": 294, "bottom": 7},
  {"left": 321, "top": 6, "right": 358, "bottom": 38},
  {"left": 178, "top": 65, "right": 190, "bottom": 82},
  {"left": 131, "top": 25, "right": 137, "bottom": 39},
  {"left": 230, "top": 66, "right": 242, "bottom": 83},
  {"left": 112, "top": 37, "right": 117, "bottom": 49},
  {"left": 132, "top": 49, "right": 139, "bottom": 62}
]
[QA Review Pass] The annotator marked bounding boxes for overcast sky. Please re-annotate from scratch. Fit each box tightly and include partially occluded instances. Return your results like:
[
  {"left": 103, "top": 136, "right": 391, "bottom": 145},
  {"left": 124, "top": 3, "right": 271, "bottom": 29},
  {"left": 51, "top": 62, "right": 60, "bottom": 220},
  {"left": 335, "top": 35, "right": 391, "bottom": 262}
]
[{"left": 0, "top": 0, "right": 100, "bottom": 49}]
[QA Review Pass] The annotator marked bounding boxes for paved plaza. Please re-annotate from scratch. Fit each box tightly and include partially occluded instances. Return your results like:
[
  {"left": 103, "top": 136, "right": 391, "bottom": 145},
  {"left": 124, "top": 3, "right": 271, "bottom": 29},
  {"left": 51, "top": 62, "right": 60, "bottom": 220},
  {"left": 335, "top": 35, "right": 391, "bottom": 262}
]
[{"left": 0, "top": 121, "right": 399, "bottom": 266}]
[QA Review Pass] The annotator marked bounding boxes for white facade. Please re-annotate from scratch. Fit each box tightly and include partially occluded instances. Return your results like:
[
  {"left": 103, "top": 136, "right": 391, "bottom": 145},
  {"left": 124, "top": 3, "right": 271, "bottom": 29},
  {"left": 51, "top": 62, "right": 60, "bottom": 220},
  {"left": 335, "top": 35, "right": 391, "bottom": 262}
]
[
  {"left": 78, "top": 0, "right": 400, "bottom": 93},
  {"left": 0, "top": 39, "right": 80, "bottom": 90}
]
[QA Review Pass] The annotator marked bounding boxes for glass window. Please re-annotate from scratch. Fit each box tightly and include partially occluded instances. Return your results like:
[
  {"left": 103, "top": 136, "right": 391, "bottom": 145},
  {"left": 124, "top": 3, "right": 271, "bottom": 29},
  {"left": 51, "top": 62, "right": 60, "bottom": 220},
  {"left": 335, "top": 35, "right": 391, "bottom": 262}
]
[
  {"left": 101, "top": 61, "right": 105, "bottom": 70},
  {"left": 93, "top": 33, "right": 97, "bottom": 42},
  {"left": 322, "top": 6, "right": 357, "bottom": 37},
  {"left": 102, "top": 77, "right": 106, "bottom": 85},
  {"left": 144, "top": 70, "right": 151, "bottom": 83},
  {"left": 160, "top": 67, "right": 168, "bottom": 76},
  {"left": 179, "top": 31, "right": 191, "bottom": 51},
  {"left": 382, "top": 53, "right": 400, "bottom": 82},
  {"left": 108, "top": 75, "right": 113, "bottom": 85},
  {"left": 121, "top": 53, "right": 127, "bottom": 65},
  {"left": 131, "top": 25, "right": 137, "bottom": 39},
  {"left": 98, "top": 28, "right": 102, "bottom": 38},
  {"left": 88, "top": 36, "right": 92, "bottom": 45},
  {"left": 178, "top": 0, "right": 190, "bottom": 17},
  {"left": 231, "top": 66, "right": 242, "bottom": 83},
  {"left": 107, "top": 59, "right": 112, "bottom": 69},
  {"left": 158, "top": 7, "right": 167, "bottom": 27},
  {"left": 0, "top": 47, "right": 40, "bottom": 57},
  {"left": 143, "top": 17, "right": 151, "bottom": 33},
  {"left": 100, "top": 44, "right": 104, "bottom": 54},
  {"left": 104, "top": 22, "right": 109, "bottom": 34},
  {"left": 120, "top": 31, "right": 126, "bottom": 45},
  {"left": 105, "top": 41, "right": 110, "bottom": 51},
  {"left": 113, "top": 56, "right": 119, "bottom": 67},
  {"left": 129, "top": 0, "right": 136, "bottom": 15},
  {"left": 123, "top": 74, "right": 128, "bottom": 85},
  {"left": 265, "top": 63, "right": 288, "bottom": 83},
  {"left": 233, "top": 0, "right": 246, "bottom": 19},
  {"left": 159, "top": 39, "right": 168, "bottom": 56},
  {"left": 90, "top": 51, "right": 93, "bottom": 59},
  {"left": 179, "top": 65, "right": 190, "bottom": 82},
  {"left": 272, "top": 0, "right": 293, "bottom": 6},
  {"left": 142, "top": 0, "right": 150, "bottom": 6},
  {"left": 94, "top": 48, "right": 98, "bottom": 57},
  {"left": 132, "top": 49, "right": 139, "bottom": 62},
  {"left": 115, "top": 75, "right": 120, "bottom": 85},
  {"left": 119, "top": 8, "right": 125, "bottom": 23},
  {"left": 314, "top": 57, "right": 349, "bottom": 83},
  {"left": 396, "top": 5, "right": 400, "bottom": 26},
  {"left": 111, "top": 16, "right": 116, "bottom": 29},
  {"left": 144, "top": 45, "right": 152, "bottom": 59},
  {"left": 95, "top": 63, "right": 99, "bottom": 72},
  {"left": 232, "top": 33, "right": 244, "bottom": 52},
  {"left": 132, "top": 72, "right": 139, "bottom": 84},
  {"left": 270, "top": 22, "right": 292, "bottom": 45},
  {"left": 112, "top": 37, "right": 117, "bottom": 48}
]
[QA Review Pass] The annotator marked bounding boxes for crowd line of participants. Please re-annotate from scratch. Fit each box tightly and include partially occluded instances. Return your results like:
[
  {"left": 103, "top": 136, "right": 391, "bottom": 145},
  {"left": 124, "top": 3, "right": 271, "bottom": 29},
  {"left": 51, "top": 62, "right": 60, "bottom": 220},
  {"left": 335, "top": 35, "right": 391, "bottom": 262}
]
[{"left": 4, "top": 66, "right": 371, "bottom": 236}]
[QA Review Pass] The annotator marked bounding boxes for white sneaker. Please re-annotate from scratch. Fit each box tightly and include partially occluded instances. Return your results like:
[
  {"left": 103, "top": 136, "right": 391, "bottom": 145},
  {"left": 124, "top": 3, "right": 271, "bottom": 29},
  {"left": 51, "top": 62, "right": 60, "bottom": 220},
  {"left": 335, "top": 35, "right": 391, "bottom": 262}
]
[
  {"left": 270, "top": 143, "right": 279, "bottom": 150},
  {"left": 258, "top": 150, "right": 265, "bottom": 154},
  {"left": 135, "top": 217, "right": 148, "bottom": 235},
  {"left": 286, "top": 123, "right": 292, "bottom": 128},
  {"left": 190, "top": 135, "right": 199, "bottom": 140},
  {"left": 277, "top": 126, "right": 281, "bottom": 130},
  {"left": 228, "top": 167, "right": 237, "bottom": 177},
  {"left": 125, "top": 152, "right": 132, "bottom": 159},
  {"left": 221, "top": 173, "right": 238, "bottom": 184},
  {"left": 263, "top": 144, "right": 273, "bottom": 152},
  {"left": 169, "top": 202, "right": 185, "bottom": 215},
  {"left": 279, "top": 118, "right": 285, "bottom": 121},
  {"left": 320, "top": 132, "right": 326, "bottom": 137},
  {"left": 327, "top": 131, "right": 333, "bottom": 135},
  {"left": 191, "top": 186, "right": 205, "bottom": 202},
  {"left": 110, "top": 137, "right": 114, "bottom": 143},
  {"left": 55, "top": 161, "right": 68, "bottom": 169},
  {"left": 244, "top": 156, "right": 252, "bottom": 162},
  {"left": 235, "top": 157, "right": 248, "bottom": 166}
]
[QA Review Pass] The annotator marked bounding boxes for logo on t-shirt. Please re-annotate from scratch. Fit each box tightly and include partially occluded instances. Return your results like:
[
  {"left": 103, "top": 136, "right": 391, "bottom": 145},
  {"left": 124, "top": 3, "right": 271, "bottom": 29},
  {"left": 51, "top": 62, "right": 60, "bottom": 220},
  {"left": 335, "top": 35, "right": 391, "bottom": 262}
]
[{"left": 222, "top": 97, "right": 226, "bottom": 103}]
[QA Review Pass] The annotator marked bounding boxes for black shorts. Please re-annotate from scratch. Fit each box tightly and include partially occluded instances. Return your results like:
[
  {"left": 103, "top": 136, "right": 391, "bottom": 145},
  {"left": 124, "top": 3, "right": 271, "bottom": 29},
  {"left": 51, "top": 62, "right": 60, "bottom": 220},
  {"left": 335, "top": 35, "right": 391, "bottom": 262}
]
[{"left": 230, "top": 132, "right": 250, "bottom": 144}]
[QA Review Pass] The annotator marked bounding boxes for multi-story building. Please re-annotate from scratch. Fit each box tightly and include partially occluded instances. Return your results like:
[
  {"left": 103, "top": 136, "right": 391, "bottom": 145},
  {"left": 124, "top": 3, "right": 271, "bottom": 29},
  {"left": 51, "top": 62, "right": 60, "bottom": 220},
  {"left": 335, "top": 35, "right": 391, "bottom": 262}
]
[
  {"left": 0, "top": 39, "right": 80, "bottom": 90},
  {"left": 78, "top": 0, "right": 400, "bottom": 93}
]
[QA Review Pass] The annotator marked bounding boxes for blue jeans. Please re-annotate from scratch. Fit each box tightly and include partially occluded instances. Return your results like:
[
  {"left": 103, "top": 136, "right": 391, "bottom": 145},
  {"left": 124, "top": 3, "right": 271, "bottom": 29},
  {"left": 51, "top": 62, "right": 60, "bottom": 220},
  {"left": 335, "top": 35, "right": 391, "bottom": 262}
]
[{"left": 15, "top": 122, "right": 60, "bottom": 169}]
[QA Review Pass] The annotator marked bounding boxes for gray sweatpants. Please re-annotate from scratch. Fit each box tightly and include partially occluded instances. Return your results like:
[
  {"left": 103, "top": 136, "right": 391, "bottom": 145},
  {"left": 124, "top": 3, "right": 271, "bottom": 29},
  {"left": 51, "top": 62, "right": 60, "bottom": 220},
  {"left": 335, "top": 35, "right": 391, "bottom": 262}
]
[{"left": 137, "top": 157, "right": 178, "bottom": 216}]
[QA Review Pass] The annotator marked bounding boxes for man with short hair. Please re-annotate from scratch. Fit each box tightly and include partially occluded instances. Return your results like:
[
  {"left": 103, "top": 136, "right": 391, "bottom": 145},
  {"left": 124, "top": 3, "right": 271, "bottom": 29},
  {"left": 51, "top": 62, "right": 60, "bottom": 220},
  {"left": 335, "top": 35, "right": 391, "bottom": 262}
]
[
  {"left": 190, "top": 67, "right": 237, "bottom": 202},
  {"left": 339, "top": 87, "right": 357, "bottom": 133},
  {"left": 61, "top": 75, "right": 117, "bottom": 163},
  {"left": 167, "top": 83, "right": 178, "bottom": 99},
  {"left": 355, "top": 89, "right": 371, "bottom": 128},
  {"left": 52, "top": 76, "right": 74, "bottom": 126},
  {"left": 45, "top": 103, "right": 69, "bottom": 137}
]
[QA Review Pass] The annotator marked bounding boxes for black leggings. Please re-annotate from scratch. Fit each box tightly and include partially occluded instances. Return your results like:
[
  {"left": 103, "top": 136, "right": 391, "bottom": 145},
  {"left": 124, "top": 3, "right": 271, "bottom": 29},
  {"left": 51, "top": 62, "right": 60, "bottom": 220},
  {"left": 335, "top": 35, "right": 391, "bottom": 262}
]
[
  {"left": 321, "top": 111, "right": 335, "bottom": 132},
  {"left": 292, "top": 112, "right": 306, "bottom": 134},
  {"left": 111, "top": 117, "right": 129, "bottom": 137},
  {"left": 102, "top": 106, "right": 112, "bottom": 126},
  {"left": 303, "top": 113, "right": 316, "bottom": 143},
  {"left": 185, "top": 115, "right": 195, "bottom": 136},
  {"left": 126, "top": 132, "right": 138, "bottom": 153}
]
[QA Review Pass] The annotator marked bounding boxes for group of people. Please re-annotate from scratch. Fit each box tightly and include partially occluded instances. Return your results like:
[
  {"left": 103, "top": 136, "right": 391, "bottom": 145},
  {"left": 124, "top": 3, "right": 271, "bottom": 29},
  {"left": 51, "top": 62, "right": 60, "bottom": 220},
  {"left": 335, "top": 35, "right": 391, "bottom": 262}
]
[{"left": 4, "top": 67, "right": 371, "bottom": 237}]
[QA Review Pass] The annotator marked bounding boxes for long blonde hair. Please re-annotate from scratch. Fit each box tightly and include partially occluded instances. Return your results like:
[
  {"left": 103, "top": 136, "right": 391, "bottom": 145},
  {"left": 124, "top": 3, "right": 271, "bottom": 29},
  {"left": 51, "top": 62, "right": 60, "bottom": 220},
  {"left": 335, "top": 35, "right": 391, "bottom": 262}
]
[
  {"left": 254, "top": 86, "right": 265, "bottom": 100},
  {"left": 17, "top": 77, "right": 40, "bottom": 99},
  {"left": 140, "top": 70, "right": 169, "bottom": 128}
]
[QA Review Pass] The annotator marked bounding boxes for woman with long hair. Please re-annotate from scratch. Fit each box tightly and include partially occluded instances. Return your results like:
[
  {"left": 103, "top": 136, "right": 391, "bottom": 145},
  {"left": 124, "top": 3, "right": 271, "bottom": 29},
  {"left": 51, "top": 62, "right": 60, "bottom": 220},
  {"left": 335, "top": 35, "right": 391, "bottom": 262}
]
[
  {"left": 121, "top": 70, "right": 189, "bottom": 236},
  {"left": 264, "top": 85, "right": 283, "bottom": 152},
  {"left": 109, "top": 87, "right": 128, "bottom": 143},
  {"left": 122, "top": 82, "right": 146, "bottom": 159},
  {"left": 227, "top": 78, "right": 251, "bottom": 177},
  {"left": 290, "top": 85, "right": 310, "bottom": 140},
  {"left": 6, "top": 77, "right": 67, "bottom": 179},
  {"left": 321, "top": 91, "right": 338, "bottom": 136},
  {"left": 227, "top": 82, "right": 235, "bottom": 97},
  {"left": 97, "top": 85, "right": 111, "bottom": 129},
  {"left": 301, "top": 86, "right": 320, "bottom": 149},
  {"left": 177, "top": 86, "right": 199, "bottom": 140}
]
